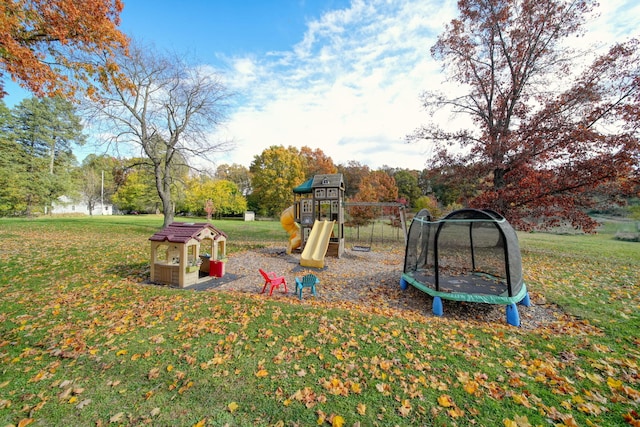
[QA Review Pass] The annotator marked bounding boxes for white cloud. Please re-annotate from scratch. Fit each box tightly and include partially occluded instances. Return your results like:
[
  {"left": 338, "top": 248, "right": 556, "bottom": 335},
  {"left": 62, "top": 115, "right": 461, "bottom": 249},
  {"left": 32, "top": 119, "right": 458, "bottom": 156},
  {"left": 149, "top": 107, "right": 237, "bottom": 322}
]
[
  {"left": 213, "top": 0, "right": 637, "bottom": 172},
  {"left": 229, "top": 57, "right": 258, "bottom": 88},
  {"left": 213, "top": 0, "right": 453, "bottom": 171},
  {"left": 590, "top": 0, "right": 639, "bottom": 43}
]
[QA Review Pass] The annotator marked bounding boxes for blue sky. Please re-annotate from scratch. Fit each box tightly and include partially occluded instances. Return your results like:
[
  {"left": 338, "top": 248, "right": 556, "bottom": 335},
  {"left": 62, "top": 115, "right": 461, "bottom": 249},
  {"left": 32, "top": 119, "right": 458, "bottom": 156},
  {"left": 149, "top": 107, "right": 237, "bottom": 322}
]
[
  {"left": 113, "top": 0, "right": 457, "bottom": 171},
  {"left": 120, "top": 1, "right": 353, "bottom": 55},
  {"left": 3, "top": 0, "right": 639, "bottom": 171}
]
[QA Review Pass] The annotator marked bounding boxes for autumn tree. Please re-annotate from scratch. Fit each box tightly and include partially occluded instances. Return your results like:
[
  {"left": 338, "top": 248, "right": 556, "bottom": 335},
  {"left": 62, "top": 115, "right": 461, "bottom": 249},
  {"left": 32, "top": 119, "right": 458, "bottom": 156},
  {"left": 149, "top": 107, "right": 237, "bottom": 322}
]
[
  {"left": 337, "top": 161, "right": 370, "bottom": 198},
  {"left": 359, "top": 171, "right": 398, "bottom": 203},
  {"left": 83, "top": 42, "right": 233, "bottom": 227},
  {"left": 0, "top": 0, "right": 128, "bottom": 99},
  {"left": 215, "top": 163, "right": 252, "bottom": 196},
  {"left": 179, "top": 176, "right": 247, "bottom": 218},
  {"left": 348, "top": 170, "right": 398, "bottom": 227},
  {"left": 409, "top": 0, "right": 640, "bottom": 232},
  {"left": 111, "top": 169, "right": 158, "bottom": 213},
  {"left": 414, "top": 195, "right": 444, "bottom": 219},
  {"left": 299, "top": 146, "right": 337, "bottom": 179},
  {"left": 249, "top": 145, "right": 305, "bottom": 217}
]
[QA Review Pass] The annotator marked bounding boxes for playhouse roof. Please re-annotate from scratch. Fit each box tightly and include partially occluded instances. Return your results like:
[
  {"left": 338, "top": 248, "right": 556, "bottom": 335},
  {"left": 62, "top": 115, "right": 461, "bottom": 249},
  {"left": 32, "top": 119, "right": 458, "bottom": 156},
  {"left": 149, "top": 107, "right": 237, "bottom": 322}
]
[
  {"left": 149, "top": 222, "right": 227, "bottom": 244},
  {"left": 312, "top": 174, "right": 344, "bottom": 189},
  {"left": 293, "top": 174, "right": 345, "bottom": 194}
]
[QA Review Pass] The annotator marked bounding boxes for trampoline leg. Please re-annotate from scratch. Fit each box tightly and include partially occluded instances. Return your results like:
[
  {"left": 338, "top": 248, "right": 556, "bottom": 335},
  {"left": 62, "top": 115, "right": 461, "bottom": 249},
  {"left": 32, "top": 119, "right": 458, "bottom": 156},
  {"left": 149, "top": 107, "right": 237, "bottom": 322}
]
[
  {"left": 506, "top": 304, "right": 520, "bottom": 327},
  {"left": 400, "top": 277, "right": 408, "bottom": 291},
  {"left": 432, "top": 297, "right": 443, "bottom": 316},
  {"left": 518, "top": 292, "right": 531, "bottom": 307}
]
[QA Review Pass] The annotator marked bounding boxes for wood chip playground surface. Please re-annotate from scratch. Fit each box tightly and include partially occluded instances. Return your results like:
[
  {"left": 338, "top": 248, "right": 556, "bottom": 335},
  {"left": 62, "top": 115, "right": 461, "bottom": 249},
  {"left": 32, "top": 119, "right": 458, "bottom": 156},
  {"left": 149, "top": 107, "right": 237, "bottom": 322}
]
[{"left": 162, "top": 245, "right": 563, "bottom": 331}]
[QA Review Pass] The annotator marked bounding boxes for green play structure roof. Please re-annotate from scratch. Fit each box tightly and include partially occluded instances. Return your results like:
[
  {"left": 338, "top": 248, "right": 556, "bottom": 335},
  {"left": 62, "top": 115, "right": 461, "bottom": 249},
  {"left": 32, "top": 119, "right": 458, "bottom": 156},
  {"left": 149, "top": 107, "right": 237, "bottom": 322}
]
[{"left": 293, "top": 178, "right": 314, "bottom": 194}]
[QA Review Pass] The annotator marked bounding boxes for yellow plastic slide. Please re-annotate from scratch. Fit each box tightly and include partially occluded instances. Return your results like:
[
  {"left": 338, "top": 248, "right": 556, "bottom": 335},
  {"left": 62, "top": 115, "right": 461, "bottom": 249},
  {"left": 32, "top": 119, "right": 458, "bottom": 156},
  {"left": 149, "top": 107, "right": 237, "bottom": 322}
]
[
  {"left": 280, "top": 206, "right": 301, "bottom": 254},
  {"left": 300, "top": 219, "right": 335, "bottom": 269}
]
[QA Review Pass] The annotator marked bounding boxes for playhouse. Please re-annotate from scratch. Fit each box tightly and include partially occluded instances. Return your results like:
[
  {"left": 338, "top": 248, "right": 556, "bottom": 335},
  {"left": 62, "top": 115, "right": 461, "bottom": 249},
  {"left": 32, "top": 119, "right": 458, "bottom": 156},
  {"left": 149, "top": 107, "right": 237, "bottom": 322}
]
[
  {"left": 400, "top": 208, "right": 530, "bottom": 326},
  {"left": 149, "top": 222, "right": 227, "bottom": 288}
]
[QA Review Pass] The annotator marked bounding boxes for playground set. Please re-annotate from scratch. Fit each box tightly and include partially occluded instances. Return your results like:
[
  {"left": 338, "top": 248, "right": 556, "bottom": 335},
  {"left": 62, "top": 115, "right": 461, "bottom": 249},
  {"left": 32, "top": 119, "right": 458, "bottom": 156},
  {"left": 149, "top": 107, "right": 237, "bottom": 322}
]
[
  {"left": 146, "top": 180, "right": 530, "bottom": 325},
  {"left": 281, "top": 174, "right": 346, "bottom": 268},
  {"left": 149, "top": 222, "right": 227, "bottom": 288},
  {"left": 400, "top": 208, "right": 531, "bottom": 326},
  {"left": 280, "top": 173, "right": 408, "bottom": 267}
]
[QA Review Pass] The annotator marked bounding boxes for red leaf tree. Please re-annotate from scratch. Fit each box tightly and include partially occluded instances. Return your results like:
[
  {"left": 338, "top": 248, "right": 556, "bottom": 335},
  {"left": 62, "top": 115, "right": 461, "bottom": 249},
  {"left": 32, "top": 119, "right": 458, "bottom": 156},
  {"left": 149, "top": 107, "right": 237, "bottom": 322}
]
[
  {"left": 409, "top": 0, "right": 639, "bottom": 232},
  {"left": 0, "top": 0, "right": 128, "bottom": 99}
]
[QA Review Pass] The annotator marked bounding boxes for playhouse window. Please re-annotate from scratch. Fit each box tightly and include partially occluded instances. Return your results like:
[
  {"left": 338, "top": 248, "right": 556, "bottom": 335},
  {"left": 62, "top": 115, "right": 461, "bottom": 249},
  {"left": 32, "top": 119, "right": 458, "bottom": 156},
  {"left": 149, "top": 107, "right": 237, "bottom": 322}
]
[
  {"left": 155, "top": 244, "right": 169, "bottom": 263},
  {"left": 166, "top": 245, "right": 181, "bottom": 264},
  {"left": 319, "top": 200, "right": 331, "bottom": 219},
  {"left": 199, "top": 238, "right": 213, "bottom": 257},
  {"left": 186, "top": 244, "right": 197, "bottom": 266},
  {"left": 216, "top": 240, "right": 226, "bottom": 259},
  {"left": 301, "top": 199, "right": 313, "bottom": 213}
]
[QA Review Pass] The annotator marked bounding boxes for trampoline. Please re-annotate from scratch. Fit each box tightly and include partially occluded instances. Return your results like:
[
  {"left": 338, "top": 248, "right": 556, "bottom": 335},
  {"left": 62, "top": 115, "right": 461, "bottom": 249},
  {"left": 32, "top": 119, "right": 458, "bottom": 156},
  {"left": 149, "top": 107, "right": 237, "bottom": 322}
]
[{"left": 400, "top": 208, "right": 531, "bottom": 326}]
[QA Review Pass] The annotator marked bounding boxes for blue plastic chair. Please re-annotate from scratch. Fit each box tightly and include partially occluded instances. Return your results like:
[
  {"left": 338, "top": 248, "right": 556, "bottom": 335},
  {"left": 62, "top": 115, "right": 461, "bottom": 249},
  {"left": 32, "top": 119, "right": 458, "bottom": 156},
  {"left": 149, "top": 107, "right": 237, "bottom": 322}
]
[{"left": 294, "top": 274, "right": 319, "bottom": 300}]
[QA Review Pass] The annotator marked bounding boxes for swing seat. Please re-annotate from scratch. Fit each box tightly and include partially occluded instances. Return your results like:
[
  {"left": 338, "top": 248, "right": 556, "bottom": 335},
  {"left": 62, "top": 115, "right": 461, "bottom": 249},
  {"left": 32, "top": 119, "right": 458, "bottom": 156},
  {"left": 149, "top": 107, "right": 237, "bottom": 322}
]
[{"left": 351, "top": 221, "right": 374, "bottom": 252}]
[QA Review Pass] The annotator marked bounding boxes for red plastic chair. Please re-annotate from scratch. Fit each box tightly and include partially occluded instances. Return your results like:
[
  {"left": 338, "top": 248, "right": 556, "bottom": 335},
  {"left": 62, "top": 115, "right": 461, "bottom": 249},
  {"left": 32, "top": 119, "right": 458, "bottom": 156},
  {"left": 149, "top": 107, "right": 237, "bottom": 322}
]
[{"left": 259, "top": 269, "right": 288, "bottom": 295}]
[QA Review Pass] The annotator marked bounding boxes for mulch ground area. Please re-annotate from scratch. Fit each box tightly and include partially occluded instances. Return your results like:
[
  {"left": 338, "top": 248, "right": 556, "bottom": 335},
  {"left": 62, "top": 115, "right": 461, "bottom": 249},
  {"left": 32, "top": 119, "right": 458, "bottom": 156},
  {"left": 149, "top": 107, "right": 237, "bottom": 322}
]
[{"left": 185, "top": 245, "right": 563, "bottom": 331}]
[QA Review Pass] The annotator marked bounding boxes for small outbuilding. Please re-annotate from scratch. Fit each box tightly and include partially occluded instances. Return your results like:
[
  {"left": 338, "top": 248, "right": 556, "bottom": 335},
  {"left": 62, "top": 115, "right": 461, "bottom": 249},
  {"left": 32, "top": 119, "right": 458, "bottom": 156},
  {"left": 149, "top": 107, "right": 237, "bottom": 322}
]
[{"left": 149, "top": 222, "right": 227, "bottom": 288}]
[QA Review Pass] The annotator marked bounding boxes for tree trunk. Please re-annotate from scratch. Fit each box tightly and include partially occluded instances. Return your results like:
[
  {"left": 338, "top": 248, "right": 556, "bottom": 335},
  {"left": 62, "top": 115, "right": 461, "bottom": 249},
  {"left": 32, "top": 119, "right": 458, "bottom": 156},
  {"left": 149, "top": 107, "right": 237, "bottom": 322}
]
[
  {"left": 155, "top": 163, "right": 174, "bottom": 228},
  {"left": 493, "top": 168, "right": 508, "bottom": 214},
  {"left": 159, "top": 191, "right": 174, "bottom": 228},
  {"left": 25, "top": 194, "right": 33, "bottom": 217},
  {"left": 49, "top": 139, "right": 56, "bottom": 175},
  {"left": 493, "top": 168, "right": 506, "bottom": 190}
]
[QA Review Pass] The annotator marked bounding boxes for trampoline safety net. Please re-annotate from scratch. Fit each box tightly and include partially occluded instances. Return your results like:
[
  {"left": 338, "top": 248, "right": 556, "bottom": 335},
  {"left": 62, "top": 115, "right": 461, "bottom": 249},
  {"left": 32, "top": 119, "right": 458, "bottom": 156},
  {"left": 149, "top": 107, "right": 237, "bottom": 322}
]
[{"left": 403, "top": 208, "right": 525, "bottom": 303}]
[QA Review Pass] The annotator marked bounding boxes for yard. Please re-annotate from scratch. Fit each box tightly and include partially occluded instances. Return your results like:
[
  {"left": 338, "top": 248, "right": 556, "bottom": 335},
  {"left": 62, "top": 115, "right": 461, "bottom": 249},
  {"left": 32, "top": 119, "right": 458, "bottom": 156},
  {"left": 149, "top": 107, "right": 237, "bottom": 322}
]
[{"left": 0, "top": 215, "right": 638, "bottom": 426}]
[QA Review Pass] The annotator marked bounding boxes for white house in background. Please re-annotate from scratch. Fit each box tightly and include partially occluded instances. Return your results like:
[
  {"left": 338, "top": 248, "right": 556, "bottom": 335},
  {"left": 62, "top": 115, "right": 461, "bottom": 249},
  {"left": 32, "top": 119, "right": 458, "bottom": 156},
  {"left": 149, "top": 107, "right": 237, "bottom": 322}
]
[{"left": 51, "top": 196, "right": 113, "bottom": 216}]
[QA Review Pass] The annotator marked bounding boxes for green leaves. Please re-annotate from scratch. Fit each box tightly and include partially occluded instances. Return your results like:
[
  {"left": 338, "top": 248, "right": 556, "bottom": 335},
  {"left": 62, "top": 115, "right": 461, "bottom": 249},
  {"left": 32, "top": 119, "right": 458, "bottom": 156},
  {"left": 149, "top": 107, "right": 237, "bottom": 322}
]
[
  {"left": 180, "top": 176, "right": 247, "bottom": 217},
  {"left": 249, "top": 145, "right": 306, "bottom": 216}
]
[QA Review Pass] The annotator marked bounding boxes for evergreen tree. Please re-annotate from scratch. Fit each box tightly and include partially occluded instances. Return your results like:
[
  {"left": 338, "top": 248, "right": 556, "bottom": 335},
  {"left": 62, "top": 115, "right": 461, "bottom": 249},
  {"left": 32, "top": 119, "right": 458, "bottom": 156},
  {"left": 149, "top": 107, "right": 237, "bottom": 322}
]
[{"left": 8, "top": 97, "right": 85, "bottom": 215}]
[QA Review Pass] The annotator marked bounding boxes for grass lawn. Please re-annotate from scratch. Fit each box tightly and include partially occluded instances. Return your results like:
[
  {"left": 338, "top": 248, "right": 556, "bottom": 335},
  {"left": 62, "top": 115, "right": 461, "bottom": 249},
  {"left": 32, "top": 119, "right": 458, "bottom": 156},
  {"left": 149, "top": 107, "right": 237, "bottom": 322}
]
[{"left": 0, "top": 215, "right": 638, "bottom": 426}]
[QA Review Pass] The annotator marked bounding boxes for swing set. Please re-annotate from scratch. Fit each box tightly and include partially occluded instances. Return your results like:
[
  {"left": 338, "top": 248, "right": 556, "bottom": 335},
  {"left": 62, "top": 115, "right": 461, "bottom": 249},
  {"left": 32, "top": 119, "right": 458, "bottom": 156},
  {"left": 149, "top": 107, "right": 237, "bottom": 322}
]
[{"left": 344, "top": 202, "right": 407, "bottom": 251}]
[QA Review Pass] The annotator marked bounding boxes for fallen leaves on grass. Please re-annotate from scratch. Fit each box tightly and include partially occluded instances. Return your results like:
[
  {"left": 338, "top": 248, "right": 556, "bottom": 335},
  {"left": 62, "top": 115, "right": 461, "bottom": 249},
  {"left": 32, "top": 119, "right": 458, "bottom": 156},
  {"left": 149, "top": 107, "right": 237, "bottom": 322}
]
[
  {"left": 109, "top": 412, "right": 125, "bottom": 423},
  {"left": 1, "top": 226, "right": 639, "bottom": 426}
]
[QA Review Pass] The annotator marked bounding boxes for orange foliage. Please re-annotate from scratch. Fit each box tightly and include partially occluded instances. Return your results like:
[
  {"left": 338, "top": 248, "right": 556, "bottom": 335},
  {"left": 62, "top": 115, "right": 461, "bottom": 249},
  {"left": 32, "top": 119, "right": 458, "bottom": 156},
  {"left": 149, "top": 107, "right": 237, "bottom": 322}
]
[
  {"left": 300, "top": 146, "right": 337, "bottom": 179},
  {"left": 348, "top": 171, "right": 398, "bottom": 225},
  {"left": 0, "top": 0, "right": 129, "bottom": 98}
]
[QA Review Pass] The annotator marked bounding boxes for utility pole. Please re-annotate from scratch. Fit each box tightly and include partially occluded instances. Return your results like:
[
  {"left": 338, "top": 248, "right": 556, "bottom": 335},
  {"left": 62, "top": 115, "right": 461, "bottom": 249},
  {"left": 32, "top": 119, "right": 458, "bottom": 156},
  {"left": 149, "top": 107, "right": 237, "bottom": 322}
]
[{"left": 101, "top": 170, "right": 104, "bottom": 215}]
